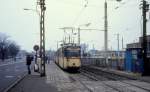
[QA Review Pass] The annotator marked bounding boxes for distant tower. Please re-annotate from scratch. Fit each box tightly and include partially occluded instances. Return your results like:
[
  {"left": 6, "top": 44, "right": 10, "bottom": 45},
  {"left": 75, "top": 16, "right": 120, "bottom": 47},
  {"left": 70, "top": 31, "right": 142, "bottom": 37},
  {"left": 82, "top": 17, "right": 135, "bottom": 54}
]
[{"left": 92, "top": 44, "right": 95, "bottom": 50}]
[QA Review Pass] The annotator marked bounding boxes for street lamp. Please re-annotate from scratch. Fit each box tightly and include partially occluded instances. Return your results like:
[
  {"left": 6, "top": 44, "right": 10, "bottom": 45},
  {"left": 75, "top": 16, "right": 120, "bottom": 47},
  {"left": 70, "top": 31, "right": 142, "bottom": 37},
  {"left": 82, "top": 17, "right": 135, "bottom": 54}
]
[
  {"left": 23, "top": 8, "right": 40, "bottom": 16},
  {"left": 23, "top": 8, "right": 41, "bottom": 52},
  {"left": 23, "top": 8, "right": 40, "bottom": 39}
]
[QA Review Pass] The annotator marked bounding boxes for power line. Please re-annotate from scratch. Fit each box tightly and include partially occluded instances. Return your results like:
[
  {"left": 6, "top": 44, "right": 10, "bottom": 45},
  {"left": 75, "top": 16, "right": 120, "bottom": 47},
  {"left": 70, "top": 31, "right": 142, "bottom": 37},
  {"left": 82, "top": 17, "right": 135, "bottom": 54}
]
[
  {"left": 72, "top": 7, "right": 87, "bottom": 26},
  {"left": 72, "top": 0, "right": 88, "bottom": 26}
]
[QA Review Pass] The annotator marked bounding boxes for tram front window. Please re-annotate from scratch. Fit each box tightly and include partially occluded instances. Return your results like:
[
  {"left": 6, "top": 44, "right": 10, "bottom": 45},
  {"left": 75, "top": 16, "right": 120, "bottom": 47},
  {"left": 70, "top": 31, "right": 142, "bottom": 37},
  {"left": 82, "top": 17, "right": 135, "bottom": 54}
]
[{"left": 64, "top": 50, "right": 80, "bottom": 57}]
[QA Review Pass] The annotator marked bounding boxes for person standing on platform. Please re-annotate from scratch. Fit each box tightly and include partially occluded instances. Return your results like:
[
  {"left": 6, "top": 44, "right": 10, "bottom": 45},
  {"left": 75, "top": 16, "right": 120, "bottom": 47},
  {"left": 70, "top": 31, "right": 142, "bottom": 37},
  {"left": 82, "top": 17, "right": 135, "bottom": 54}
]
[{"left": 26, "top": 55, "right": 33, "bottom": 74}]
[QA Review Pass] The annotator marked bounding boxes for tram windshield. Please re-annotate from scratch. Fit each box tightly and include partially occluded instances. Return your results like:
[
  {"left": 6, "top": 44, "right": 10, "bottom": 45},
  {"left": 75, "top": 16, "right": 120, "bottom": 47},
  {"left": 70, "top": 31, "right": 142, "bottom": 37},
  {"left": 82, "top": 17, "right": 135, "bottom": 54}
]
[{"left": 64, "top": 50, "right": 80, "bottom": 57}]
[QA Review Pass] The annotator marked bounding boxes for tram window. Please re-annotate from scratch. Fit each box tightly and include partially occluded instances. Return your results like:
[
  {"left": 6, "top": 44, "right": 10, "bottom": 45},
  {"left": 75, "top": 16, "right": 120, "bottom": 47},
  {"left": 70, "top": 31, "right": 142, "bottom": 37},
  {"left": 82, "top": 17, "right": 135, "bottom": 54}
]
[{"left": 64, "top": 50, "right": 80, "bottom": 57}]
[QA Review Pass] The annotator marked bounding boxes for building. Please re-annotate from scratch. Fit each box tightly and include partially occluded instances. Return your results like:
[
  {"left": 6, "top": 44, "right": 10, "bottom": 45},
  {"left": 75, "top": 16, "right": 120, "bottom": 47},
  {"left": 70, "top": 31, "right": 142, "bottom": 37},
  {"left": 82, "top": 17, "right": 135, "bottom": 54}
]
[
  {"left": 127, "top": 35, "right": 150, "bottom": 58},
  {"left": 87, "top": 50, "right": 125, "bottom": 70},
  {"left": 88, "top": 50, "right": 125, "bottom": 59}
]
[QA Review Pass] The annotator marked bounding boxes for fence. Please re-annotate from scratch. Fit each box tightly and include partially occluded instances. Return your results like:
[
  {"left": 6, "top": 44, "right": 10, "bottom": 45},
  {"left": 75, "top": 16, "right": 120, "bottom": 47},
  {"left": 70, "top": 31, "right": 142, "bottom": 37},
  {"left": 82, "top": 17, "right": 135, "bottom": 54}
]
[{"left": 81, "top": 57, "right": 124, "bottom": 70}]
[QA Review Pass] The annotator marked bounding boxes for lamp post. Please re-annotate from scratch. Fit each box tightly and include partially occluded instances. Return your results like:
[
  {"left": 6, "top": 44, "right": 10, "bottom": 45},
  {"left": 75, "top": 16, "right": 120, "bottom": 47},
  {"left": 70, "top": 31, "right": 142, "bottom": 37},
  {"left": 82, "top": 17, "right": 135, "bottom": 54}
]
[
  {"left": 23, "top": 8, "right": 40, "bottom": 43},
  {"left": 141, "top": 0, "right": 149, "bottom": 76},
  {"left": 38, "top": 0, "right": 46, "bottom": 77}
]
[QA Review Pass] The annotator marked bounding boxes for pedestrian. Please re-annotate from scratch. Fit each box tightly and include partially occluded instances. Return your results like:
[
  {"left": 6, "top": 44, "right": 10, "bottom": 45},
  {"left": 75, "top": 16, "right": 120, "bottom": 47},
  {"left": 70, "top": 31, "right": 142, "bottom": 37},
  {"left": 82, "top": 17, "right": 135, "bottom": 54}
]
[
  {"left": 26, "top": 55, "right": 33, "bottom": 74},
  {"left": 45, "top": 56, "right": 48, "bottom": 64},
  {"left": 47, "top": 56, "right": 50, "bottom": 64}
]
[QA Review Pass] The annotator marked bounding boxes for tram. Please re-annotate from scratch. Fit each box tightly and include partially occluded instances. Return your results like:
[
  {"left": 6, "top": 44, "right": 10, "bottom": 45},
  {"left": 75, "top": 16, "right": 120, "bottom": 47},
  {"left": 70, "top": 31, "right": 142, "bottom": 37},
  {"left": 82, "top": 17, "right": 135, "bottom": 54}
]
[{"left": 55, "top": 43, "right": 81, "bottom": 71}]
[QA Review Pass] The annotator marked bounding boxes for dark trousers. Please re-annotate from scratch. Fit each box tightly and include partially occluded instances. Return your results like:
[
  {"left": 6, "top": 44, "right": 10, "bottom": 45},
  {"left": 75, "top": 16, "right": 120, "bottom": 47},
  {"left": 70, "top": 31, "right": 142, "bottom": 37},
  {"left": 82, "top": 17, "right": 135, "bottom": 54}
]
[{"left": 27, "top": 65, "right": 31, "bottom": 74}]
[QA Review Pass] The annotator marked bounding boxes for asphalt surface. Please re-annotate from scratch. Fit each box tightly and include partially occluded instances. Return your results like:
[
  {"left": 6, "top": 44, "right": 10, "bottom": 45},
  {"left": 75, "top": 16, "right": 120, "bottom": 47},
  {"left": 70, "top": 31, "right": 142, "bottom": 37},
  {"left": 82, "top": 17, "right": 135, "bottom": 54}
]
[{"left": 0, "top": 58, "right": 29, "bottom": 92}]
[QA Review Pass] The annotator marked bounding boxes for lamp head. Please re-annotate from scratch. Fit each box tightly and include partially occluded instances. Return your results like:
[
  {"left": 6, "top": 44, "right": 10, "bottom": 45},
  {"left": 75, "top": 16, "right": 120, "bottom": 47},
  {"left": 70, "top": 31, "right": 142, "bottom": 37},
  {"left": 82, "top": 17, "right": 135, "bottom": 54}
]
[
  {"left": 116, "top": 0, "right": 121, "bottom": 2},
  {"left": 24, "top": 8, "right": 30, "bottom": 10},
  {"left": 85, "top": 23, "right": 91, "bottom": 27}
]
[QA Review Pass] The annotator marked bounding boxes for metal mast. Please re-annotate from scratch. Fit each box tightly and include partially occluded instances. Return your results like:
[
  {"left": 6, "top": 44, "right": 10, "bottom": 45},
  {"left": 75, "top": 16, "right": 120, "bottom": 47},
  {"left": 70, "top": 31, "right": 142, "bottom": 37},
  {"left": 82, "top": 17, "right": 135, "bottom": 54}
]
[
  {"left": 104, "top": 1, "right": 108, "bottom": 65},
  {"left": 117, "top": 33, "right": 120, "bottom": 69},
  {"left": 142, "top": 0, "right": 149, "bottom": 76},
  {"left": 39, "top": 0, "right": 46, "bottom": 77},
  {"left": 78, "top": 28, "right": 80, "bottom": 45},
  {"left": 104, "top": 1, "right": 108, "bottom": 52}
]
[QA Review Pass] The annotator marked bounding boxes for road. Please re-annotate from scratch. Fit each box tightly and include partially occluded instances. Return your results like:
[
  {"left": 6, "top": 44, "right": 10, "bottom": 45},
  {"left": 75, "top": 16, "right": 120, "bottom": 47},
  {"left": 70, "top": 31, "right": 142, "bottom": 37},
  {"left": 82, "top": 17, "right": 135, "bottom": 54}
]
[{"left": 0, "top": 58, "right": 28, "bottom": 92}]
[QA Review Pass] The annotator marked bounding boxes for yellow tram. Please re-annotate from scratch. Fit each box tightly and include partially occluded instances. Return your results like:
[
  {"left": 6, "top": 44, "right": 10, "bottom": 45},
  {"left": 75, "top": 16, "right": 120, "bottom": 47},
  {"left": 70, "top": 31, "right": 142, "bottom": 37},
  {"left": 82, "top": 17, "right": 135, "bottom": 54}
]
[{"left": 55, "top": 43, "right": 81, "bottom": 71}]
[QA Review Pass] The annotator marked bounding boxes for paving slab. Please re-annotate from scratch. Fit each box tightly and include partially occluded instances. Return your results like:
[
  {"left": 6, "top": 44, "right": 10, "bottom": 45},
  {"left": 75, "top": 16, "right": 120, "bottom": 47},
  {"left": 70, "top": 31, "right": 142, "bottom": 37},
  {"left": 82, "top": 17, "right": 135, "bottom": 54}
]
[
  {"left": 8, "top": 73, "right": 58, "bottom": 92},
  {"left": 46, "top": 62, "right": 89, "bottom": 92},
  {"left": 82, "top": 81, "right": 119, "bottom": 92}
]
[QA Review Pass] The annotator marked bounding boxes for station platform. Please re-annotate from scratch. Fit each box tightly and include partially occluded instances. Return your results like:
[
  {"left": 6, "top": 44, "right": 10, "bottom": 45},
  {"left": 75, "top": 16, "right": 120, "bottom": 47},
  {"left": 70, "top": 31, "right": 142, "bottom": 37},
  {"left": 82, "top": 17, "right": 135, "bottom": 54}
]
[
  {"left": 88, "top": 66, "right": 150, "bottom": 83},
  {"left": 7, "top": 62, "right": 88, "bottom": 92},
  {"left": 6, "top": 61, "right": 150, "bottom": 92}
]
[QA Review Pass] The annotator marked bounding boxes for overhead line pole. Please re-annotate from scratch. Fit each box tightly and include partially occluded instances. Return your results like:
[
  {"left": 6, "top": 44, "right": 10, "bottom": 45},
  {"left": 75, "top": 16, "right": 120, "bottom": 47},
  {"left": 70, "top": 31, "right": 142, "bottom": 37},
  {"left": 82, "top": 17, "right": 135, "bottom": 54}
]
[
  {"left": 104, "top": 0, "right": 121, "bottom": 68},
  {"left": 39, "top": 0, "right": 46, "bottom": 77},
  {"left": 142, "top": 0, "right": 149, "bottom": 76},
  {"left": 122, "top": 36, "right": 124, "bottom": 50},
  {"left": 104, "top": 0, "right": 108, "bottom": 67},
  {"left": 117, "top": 33, "right": 120, "bottom": 69},
  {"left": 78, "top": 28, "right": 80, "bottom": 45}
]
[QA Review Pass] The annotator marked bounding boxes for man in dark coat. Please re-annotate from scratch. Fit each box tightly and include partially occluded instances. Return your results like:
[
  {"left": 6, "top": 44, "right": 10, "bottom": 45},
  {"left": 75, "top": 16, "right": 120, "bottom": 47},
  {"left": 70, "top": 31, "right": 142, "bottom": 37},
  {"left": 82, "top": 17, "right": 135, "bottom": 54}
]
[{"left": 26, "top": 55, "right": 33, "bottom": 74}]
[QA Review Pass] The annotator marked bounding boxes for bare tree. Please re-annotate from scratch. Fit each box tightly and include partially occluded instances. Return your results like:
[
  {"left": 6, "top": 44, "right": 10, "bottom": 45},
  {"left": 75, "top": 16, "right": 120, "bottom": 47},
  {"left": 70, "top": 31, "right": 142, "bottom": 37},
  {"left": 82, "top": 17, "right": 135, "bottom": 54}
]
[
  {"left": 0, "top": 33, "right": 10, "bottom": 61},
  {"left": 0, "top": 33, "right": 20, "bottom": 61},
  {"left": 8, "top": 42, "right": 20, "bottom": 58}
]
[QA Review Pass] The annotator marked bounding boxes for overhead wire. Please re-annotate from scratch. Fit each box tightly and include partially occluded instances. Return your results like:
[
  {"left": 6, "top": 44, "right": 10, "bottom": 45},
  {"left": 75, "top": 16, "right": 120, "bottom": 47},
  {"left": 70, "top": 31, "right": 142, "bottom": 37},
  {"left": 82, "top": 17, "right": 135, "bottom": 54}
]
[
  {"left": 71, "top": 7, "right": 87, "bottom": 26},
  {"left": 108, "top": 0, "right": 141, "bottom": 31},
  {"left": 57, "top": 0, "right": 144, "bottom": 32},
  {"left": 85, "top": 0, "right": 137, "bottom": 29},
  {"left": 54, "top": 0, "right": 86, "bottom": 7},
  {"left": 71, "top": 0, "right": 88, "bottom": 26}
]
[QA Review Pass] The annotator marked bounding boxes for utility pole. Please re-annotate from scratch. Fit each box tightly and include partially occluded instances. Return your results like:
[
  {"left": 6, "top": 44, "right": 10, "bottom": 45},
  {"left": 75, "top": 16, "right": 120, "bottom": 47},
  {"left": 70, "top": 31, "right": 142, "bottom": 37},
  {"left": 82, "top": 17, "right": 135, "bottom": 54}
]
[
  {"left": 104, "top": 1, "right": 108, "bottom": 66},
  {"left": 78, "top": 28, "right": 80, "bottom": 45},
  {"left": 39, "top": 0, "right": 46, "bottom": 77},
  {"left": 117, "top": 34, "right": 120, "bottom": 53},
  {"left": 122, "top": 36, "right": 124, "bottom": 50},
  {"left": 69, "top": 35, "right": 71, "bottom": 43},
  {"left": 142, "top": 0, "right": 149, "bottom": 76},
  {"left": 103, "top": 0, "right": 121, "bottom": 67},
  {"left": 104, "top": 1, "right": 108, "bottom": 52},
  {"left": 117, "top": 33, "right": 120, "bottom": 69}
]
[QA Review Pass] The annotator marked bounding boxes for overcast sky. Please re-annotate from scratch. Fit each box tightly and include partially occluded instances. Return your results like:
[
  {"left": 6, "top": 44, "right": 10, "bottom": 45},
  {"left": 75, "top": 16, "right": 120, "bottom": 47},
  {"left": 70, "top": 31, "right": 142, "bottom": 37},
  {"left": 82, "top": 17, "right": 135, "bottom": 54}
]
[{"left": 0, "top": 0, "right": 150, "bottom": 51}]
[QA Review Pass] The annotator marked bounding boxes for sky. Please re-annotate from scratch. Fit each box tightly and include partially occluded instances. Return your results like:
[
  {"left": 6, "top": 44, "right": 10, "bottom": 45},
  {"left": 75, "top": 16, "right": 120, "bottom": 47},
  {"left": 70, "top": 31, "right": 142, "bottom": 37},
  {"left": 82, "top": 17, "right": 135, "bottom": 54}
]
[{"left": 0, "top": 0, "right": 150, "bottom": 51}]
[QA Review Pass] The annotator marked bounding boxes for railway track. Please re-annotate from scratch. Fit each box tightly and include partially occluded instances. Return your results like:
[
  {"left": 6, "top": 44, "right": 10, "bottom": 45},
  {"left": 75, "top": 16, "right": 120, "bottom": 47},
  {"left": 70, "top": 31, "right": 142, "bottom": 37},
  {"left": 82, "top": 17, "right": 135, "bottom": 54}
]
[
  {"left": 68, "top": 72, "right": 130, "bottom": 92},
  {"left": 79, "top": 66, "right": 150, "bottom": 92},
  {"left": 68, "top": 73, "right": 96, "bottom": 92},
  {"left": 80, "top": 66, "right": 136, "bottom": 80}
]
